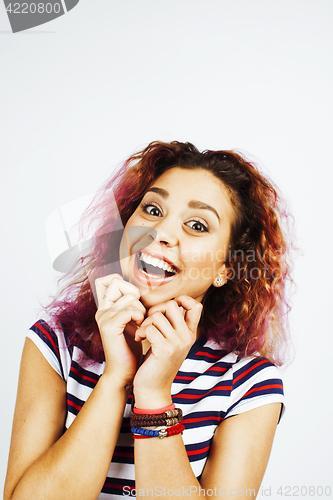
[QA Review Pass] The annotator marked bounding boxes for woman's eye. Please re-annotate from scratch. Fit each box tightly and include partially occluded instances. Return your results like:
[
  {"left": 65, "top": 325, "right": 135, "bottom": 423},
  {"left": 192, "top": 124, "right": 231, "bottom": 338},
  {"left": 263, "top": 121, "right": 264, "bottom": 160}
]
[
  {"left": 186, "top": 220, "right": 208, "bottom": 233},
  {"left": 142, "top": 204, "right": 162, "bottom": 217}
]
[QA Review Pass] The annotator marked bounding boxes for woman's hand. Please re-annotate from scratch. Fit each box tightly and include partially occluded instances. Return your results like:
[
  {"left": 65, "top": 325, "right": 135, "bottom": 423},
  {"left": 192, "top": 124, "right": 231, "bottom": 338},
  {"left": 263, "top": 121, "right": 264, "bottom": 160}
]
[
  {"left": 133, "top": 295, "right": 203, "bottom": 408},
  {"left": 95, "top": 274, "right": 146, "bottom": 385}
]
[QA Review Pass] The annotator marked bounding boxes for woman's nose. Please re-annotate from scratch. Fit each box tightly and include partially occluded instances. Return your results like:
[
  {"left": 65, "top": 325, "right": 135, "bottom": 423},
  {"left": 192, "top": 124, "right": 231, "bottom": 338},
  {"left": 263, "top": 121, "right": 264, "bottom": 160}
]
[{"left": 153, "top": 217, "right": 178, "bottom": 247}]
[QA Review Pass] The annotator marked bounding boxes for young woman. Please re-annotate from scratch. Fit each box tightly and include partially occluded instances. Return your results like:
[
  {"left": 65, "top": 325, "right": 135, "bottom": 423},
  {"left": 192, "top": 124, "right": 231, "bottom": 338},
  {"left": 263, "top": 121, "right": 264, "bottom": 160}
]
[{"left": 4, "top": 141, "right": 292, "bottom": 500}]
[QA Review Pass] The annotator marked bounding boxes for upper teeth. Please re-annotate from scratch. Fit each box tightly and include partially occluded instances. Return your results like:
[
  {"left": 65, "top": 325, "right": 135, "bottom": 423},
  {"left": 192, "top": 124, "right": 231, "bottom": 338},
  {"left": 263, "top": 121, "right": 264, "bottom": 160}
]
[{"left": 139, "top": 252, "right": 177, "bottom": 273}]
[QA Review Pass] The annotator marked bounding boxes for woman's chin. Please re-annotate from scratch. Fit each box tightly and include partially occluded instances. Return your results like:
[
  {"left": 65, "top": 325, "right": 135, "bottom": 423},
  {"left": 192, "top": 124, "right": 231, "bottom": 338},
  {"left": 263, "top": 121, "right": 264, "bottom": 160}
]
[{"left": 137, "top": 287, "right": 172, "bottom": 309}]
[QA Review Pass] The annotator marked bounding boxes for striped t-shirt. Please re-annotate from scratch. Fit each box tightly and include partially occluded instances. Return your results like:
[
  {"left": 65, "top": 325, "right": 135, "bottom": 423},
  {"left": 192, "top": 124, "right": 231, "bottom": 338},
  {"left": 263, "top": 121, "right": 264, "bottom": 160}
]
[{"left": 27, "top": 320, "right": 285, "bottom": 499}]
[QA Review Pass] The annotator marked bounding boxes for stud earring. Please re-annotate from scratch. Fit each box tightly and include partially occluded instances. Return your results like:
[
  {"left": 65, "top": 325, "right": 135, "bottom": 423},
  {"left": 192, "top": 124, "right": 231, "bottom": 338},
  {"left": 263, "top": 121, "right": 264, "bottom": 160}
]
[{"left": 215, "top": 277, "right": 224, "bottom": 286}]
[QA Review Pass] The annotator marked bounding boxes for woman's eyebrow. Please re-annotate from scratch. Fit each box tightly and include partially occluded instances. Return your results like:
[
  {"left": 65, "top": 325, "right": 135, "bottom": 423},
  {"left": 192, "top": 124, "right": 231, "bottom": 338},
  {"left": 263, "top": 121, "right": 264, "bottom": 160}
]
[
  {"left": 188, "top": 200, "right": 220, "bottom": 221},
  {"left": 146, "top": 187, "right": 169, "bottom": 198},
  {"left": 146, "top": 188, "right": 220, "bottom": 221}
]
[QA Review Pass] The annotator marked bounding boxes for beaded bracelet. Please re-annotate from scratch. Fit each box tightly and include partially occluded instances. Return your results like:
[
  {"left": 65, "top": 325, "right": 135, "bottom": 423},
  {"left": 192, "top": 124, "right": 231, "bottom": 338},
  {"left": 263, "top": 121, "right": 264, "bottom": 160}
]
[
  {"left": 130, "top": 416, "right": 180, "bottom": 428},
  {"left": 131, "top": 423, "right": 185, "bottom": 439},
  {"left": 130, "top": 408, "right": 183, "bottom": 428},
  {"left": 131, "top": 409, "right": 182, "bottom": 420}
]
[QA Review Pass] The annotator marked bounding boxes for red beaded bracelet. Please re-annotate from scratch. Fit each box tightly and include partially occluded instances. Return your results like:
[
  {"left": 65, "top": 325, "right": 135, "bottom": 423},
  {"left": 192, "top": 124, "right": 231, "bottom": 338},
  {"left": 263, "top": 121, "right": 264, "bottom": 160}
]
[{"left": 132, "top": 423, "right": 185, "bottom": 439}]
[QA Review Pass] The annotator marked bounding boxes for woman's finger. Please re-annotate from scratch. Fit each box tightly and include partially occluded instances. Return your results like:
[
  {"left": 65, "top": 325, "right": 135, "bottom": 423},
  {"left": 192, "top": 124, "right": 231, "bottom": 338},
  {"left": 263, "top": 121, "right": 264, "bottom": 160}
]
[
  {"left": 147, "top": 300, "right": 187, "bottom": 333},
  {"left": 109, "top": 294, "right": 146, "bottom": 317},
  {"left": 135, "top": 311, "right": 174, "bottom": 342},
  {"left": 98, "top": 304, "right": 145, "bottom": 337},
  {"left": 136, "top": 323, "right": 169, "bottom": 351},
  {"left": 173, "top": 295, "right": 203, "bottom": 333},
  {"left": 95, "top": 274, "right": 140, "bottom": 310}
]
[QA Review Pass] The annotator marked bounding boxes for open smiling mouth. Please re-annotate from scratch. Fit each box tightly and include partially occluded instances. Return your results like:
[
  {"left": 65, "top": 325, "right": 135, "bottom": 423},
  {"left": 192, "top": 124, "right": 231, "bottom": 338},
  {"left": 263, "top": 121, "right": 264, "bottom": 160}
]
[{"left": 135, "top": 252, "right": 179, "bottom": 284}]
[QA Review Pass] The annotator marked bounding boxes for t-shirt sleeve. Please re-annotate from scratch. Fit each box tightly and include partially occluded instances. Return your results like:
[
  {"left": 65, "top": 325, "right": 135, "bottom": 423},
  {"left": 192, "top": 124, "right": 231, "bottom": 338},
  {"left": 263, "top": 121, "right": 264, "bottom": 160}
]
[
  {"left": 26, "top": 319, "right": 70, "bottom": 381},
  {"left": 225, "top": 357, "right": 285, "bottom": 421}
]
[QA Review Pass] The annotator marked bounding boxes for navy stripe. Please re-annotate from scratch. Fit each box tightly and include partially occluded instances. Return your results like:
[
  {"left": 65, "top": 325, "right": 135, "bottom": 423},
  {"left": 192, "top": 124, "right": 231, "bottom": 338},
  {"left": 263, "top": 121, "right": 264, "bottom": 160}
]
[
  {"left": 233, "top": 358, "right": 273, "bottom": 388},
  {"left": 174, "top": 370, "right": 200, "bottom": 383},
  {"left": 172, "top": 379, "right": 232, "bottom": 404},
  {"left": 120, "top": 418, "right": 131, "bottom": 433},
  {"left": 67, "top": 393, "right": 85, "bottom": 415},
  {"left": 190, "top": 352, "right": 227, "bottom": 363},
  {"left": 183, "top": 411, "right": 223, "bottom": 429},
  {"left": 205, "top": 362, "right": 232, "bottom": 375},
  {"left": 111, "top": 445, "right": 134, "bottom": 465},
  {"left": 102, "top": 477, "right": 135, "bottom": 495},
  {"left": 175, "top": 362, "right": 231, "bottom": 383},
  {"left": 185, "top": 438, "right": 212, "bottom": 462},
  {"left": 71, "top": 361, "right": 100, "bottom": 382},
  {"left": 186, "top": 335, "right": 207, "bottom": 357},
  {"left": 227, "top": 378, "right": 284, "bottom": 415},
  {"left": 242, "top": 379, "right": 284, "bottom": 399},
  {"left": 69, "top": 361, "right": 100, "bottom": 389}
]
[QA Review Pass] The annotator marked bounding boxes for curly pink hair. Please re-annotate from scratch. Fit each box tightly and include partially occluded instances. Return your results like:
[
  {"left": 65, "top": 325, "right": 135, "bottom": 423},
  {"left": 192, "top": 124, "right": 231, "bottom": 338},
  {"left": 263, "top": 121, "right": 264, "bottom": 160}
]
[{"left": 45, "top": 141, "right": 294, "bottom": 366}]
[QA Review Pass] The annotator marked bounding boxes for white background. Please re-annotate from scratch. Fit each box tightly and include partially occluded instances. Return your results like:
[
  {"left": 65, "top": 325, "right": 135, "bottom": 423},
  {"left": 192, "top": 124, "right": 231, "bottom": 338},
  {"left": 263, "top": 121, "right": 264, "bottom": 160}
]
[{"left": 1, "top": 0, "right": 332, "bottom": 496}]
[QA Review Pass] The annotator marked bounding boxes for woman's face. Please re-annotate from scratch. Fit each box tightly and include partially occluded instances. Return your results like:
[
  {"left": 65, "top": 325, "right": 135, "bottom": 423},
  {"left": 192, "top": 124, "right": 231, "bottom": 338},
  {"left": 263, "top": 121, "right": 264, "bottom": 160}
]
[{"left": 120, "top": 167, "right": 235, "bottom": 309}]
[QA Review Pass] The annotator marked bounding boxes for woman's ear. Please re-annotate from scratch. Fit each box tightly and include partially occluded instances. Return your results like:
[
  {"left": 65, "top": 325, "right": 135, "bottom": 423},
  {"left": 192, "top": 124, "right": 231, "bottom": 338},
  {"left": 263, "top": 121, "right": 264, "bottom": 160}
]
[{"left": 213, "top": 264, "right": 228, "bottom": 288}]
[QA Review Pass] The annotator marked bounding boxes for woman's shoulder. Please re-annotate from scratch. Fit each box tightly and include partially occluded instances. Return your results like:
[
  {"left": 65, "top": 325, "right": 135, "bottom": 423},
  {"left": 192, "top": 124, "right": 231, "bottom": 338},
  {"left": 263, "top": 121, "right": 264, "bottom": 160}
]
[
  {"left": 199, "top": 338, "right": 285, "bottom": 420},
  {"left": 28, "top": 318, "right": 69, "bottom": 350},
  {"left": 224, "top": 351, "right": 285, "bottom": 420},
  {"left": 26, "top": 318, "right": 74, "bottom": 382},
  {"left": 27, "top": 318, "right": 105, "bottom": 381}
]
